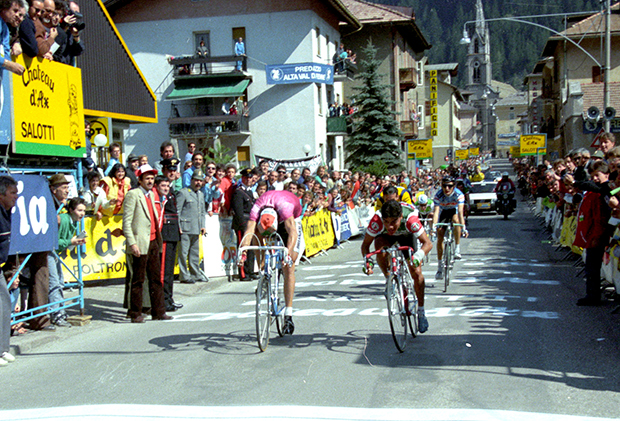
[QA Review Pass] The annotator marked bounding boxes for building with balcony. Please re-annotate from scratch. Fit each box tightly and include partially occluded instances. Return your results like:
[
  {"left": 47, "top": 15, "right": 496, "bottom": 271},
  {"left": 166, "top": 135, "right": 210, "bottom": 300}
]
[
  {"left": 339, "top": 0, "right": 430, "bottom": 171},
  {"left": 536, "top": 5, "right": 620, "bottom": 155},
  {"left": 105, "top": 0, "right": 360, "bottom": 168},
  {"left": 494, "top": 92, "right": 528, "bottom": 157}
]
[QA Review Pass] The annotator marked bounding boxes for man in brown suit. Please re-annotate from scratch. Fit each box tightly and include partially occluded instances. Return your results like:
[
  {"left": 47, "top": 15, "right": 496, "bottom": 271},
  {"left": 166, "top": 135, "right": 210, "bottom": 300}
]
[
  {"left": 122, "top": 165, "right": 171, "bottom": 323},
  {"left": 34, "top": 0, "right": 57, "bottom": 59}
]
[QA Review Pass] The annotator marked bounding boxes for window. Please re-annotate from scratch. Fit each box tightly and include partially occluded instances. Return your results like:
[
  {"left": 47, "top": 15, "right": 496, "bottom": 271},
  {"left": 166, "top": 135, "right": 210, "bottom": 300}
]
[
  {"left": 232, "top": 27, "right": 245, "bottom": 52},
  {"left": 317, "top": 84, "right": 323, "bottom": 115},
  {"left": 417, "top": 61, "right": 424, "bottom": 86},
  {"left": 315, "top": 27, "right": 321, "bottom": 57},
  {"left": 237, "top": 146, "right": 250, "bottom": 168},
  {"left": 509, "top": 112, "right": 515, "bottom": 120},
  {"left": 592, "top": 66, "right": 603, "bottom": 83},
  {"left": 326, "top": 35, "right": 330, "bottom": 61},
  {"left": 418, "top": 104, "right": 425, "bottom": 128},
  {"left": 510, "top": 125, "right": 515, "bottom": 132},
  {"left": 473, "top": 67, "right": 481, "bottom": 83}
]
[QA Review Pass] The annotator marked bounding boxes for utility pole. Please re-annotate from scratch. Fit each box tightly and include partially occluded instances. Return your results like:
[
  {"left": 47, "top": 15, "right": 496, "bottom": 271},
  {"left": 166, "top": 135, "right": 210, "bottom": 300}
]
[{"left": 604, "top": 0, "right": 611, "bottom": 132}]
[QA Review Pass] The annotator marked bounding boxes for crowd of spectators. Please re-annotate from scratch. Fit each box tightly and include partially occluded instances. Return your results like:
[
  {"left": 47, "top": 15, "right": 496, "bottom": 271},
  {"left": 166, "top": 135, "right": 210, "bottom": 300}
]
[
  {"left": 332, "top": 42, "right": 356, "bottom": 74},
  {"left": 512, "top": 132, "right": 618, "bottom": 307}
]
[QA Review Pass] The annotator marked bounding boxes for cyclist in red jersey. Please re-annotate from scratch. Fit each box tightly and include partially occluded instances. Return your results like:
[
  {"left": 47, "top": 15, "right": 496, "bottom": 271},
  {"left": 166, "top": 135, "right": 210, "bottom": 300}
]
[{"left": 361, "top": 200, "right": 433, "bottom": 333}]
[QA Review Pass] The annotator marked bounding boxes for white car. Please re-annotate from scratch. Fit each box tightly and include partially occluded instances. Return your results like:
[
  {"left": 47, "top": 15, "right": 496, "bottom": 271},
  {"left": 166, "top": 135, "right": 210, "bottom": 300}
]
[{"left": 469, "top": 181, "right": 497, "bottom": 213}]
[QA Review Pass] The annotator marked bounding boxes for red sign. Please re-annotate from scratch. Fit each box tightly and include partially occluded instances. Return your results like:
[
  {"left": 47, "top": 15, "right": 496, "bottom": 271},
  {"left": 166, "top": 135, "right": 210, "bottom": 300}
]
[{"left": 591, "top": 128, "right": 605, "bottom": 148}]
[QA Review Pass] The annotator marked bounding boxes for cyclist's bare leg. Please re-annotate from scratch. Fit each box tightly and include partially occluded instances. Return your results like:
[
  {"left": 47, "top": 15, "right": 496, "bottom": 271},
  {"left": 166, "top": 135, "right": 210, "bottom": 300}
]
[
  {"left": 436, "top": 227, "right": 446, "bottom": 261},
  {"left": 452, "top": 213, "right": 462, "bottom": 246},
  {"left": 407, "top": 262, "right": 425, "bottom": 307},
  {"left": 374, "top": 237, "right": 391, "bottom": 278},
  {"left": 283, "top": 250, "right": 298, "bottom": 307}
]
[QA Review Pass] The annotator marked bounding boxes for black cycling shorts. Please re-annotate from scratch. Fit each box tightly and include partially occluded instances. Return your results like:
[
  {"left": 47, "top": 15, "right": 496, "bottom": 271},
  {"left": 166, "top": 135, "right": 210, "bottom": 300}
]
[
  {"left": 375, "top": 233, "right": 415, "bottom": 257},
  {"left": 438, "top": 208, "right": 457, "bottom": 223}
]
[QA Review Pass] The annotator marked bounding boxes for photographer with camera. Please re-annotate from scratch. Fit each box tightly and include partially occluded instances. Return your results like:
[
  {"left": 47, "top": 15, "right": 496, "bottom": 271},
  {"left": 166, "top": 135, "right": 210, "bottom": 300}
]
[{"left": 52, "top": 0, "right": 83, "bottom": 65}]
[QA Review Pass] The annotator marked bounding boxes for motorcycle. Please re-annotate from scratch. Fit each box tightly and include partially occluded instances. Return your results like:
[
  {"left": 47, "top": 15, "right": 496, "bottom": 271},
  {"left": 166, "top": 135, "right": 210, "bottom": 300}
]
[{"left": 497, "top": 191, "right": 516, "bottom": 219}]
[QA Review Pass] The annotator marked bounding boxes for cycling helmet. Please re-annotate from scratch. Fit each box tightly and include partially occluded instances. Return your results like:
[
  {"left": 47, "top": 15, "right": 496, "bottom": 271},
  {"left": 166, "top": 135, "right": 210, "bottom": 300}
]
[
  {"left": 259, "top": 207, "right": 278, "bottom": 236},
  {"left": 418, "top": 194, "right": 428, "bottom": 205},
  {"left": 442, "top": 176, "right": 455, "bottom": 185},
  {"left": 502, "top": 172, "right": 510, "bottom": 178}
]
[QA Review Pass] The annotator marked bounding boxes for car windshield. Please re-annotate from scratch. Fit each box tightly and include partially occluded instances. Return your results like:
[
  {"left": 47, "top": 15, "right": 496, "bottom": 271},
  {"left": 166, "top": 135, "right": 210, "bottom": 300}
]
[{"left": 471, "top": 183, "right": 496, "bottom": 193}]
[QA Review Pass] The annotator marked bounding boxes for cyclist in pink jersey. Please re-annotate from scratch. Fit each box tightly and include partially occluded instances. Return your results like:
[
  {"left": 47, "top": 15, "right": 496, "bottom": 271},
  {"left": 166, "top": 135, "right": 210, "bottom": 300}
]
[{"left": 240, "top": 190, "right": 302, "bottom": 335}]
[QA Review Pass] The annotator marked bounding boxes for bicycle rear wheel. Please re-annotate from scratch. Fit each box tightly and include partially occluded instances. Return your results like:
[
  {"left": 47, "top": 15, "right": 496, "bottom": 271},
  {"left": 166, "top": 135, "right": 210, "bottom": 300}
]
[
  {"left": 274, "top": 269, "right": 286, "bottom": 337},
  {"left": 443, "top": 241, "right": 452, "bottom": 293},
  {"left": 255, "top": 274, "right": 271, "bottom": 352},
  {"left": 386, "top": 274, "right": 408, "bottom": 352}
]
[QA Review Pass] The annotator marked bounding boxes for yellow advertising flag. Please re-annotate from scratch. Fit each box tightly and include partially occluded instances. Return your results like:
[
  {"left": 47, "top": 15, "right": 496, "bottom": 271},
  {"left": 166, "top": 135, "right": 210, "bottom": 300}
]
[
  {"left": 469, "top": 147, "right": 480, "bottom": 156},
  {"left": 407, "top": 139, "right": 433, "bottom": 160},
  {"left": 455, "top": 149, "right": 469, "bottom": 160},
  {"left": 12, "top": 55, "right": 86, "bottom": 157},
  {"left": 510, "top": 146, "right": 521, "bottom": 157},
  {"left": 519, "top": 134, "right": 546, "bottom": 156}
]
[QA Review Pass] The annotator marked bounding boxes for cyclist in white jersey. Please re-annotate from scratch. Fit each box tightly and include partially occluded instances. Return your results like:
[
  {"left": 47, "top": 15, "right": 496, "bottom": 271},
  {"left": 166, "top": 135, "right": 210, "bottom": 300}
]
[{"left": 432, "top": 176, "right": 468, "bottom": 280}]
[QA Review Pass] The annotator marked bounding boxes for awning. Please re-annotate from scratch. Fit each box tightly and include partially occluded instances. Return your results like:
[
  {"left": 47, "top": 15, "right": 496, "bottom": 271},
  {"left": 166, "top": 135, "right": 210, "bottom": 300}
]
[{"left": 166, "top": 79, "right": 250, "bottom": 101}]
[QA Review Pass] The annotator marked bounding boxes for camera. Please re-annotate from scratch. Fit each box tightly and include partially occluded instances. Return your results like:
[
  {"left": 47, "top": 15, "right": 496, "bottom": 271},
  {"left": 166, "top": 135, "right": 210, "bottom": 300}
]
[{"left": 68, "top": 10, "right": 85, "bottom": 31}]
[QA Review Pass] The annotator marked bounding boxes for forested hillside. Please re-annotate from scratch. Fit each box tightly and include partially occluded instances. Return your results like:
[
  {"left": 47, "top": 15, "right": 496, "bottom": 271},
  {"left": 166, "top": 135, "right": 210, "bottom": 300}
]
[{"left": 371, "top": 0, "right": 601, "bottom": 89}]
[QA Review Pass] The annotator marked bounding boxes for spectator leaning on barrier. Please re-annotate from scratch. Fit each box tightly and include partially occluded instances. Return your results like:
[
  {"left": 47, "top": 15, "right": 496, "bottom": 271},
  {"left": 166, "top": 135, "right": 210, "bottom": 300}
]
[
  {"left": 202, "top": 161, "right": 221, "bottom": 215},
  {"left": 52, "top": 0, "right": 83, "bottom": 65},
  {"left": 573, "top": 160, "right": 612, "bottom": 306},
  {"left": 48, "top": 197, "right": 86, "bottom": 328},
  {"left": 17, "top": 0, "right": 42, "bottom": 58},
  {"left": 176, "top": 169, "right": 208, "bottom": 284},
  {"left": 123, "top": 165, "right": 171, "bottom": 323},
  {"left": 0, "top": 175, "right": 18, "bottom": 366},
  {"left": 1, "top": 0, "right": 26, "bottom": 76},
  {"left": 83, "top": 170, "right": 105, "bottom": 219},
  {"left": 100, "top": 163, "right": 129, "bottom": 217},
  {"left": 220, "top": 163, "right": 237, "bottom": 215}
]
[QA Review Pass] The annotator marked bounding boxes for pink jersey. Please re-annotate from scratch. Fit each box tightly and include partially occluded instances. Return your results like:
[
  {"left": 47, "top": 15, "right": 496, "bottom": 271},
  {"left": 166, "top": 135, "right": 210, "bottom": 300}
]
[{"left": 250, "top": 190, "right": 302, "bottom": 223}]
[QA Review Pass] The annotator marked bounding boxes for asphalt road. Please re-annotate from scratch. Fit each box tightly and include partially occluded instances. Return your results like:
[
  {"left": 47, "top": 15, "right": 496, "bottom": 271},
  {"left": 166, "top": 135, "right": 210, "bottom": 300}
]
[{"left": 1, "top": 160, "right": 619, "bottom": 420}]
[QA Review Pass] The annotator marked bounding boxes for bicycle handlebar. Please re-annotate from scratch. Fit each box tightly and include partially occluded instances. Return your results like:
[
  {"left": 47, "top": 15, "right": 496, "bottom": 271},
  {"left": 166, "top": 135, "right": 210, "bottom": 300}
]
[
  {"left": 238, "top": 245, "right": 289, "bottom": 256},
  {"left": 434, "top": 222, "right": 466, "bottom": 228},
  {"left": 364, "top": 245, "right": 415, "bottom": 260}
]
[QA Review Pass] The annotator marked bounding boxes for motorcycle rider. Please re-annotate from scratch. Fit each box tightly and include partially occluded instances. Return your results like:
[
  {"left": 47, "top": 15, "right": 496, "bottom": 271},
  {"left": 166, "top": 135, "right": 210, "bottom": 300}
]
[{"left": 494, "top": 172, "right": 516, "bottom": 212}]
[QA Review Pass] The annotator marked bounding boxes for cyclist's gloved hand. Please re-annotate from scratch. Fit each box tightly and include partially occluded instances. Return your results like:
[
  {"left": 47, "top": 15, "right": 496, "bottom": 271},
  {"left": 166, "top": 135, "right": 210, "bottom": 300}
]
[
  {"left": 283, "top": 254, "right": 294, "bottom": 267},
  {"left": 363, "top": 258, "right": 374, "bottom": 275},
  {"left": 412, "top": 250, "right": 425, "bottom": 268},
  {"left": 462, "top": 228, "right": 469, "bottom": 238}
]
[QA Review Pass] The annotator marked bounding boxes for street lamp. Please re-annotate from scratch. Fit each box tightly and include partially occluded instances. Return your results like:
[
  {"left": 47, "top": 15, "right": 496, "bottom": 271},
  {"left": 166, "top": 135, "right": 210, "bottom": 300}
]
[
  {"left": 303, "top": 144, "right": 311, "bottom": 157},
  {"left": 460, "top": 4, "right": 612, "bottom": 130}
]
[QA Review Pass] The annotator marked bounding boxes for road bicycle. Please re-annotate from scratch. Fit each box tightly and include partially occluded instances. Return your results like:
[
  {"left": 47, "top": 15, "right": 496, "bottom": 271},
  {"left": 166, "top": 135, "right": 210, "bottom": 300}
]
[
  {"left": 365, "top": 244, "right": 418, "bottom": 352},
  {"left": 238, "top": 235, "right": 288, "bottom": 352},
  {"left": 435, "top": 222, "right": 466, "bottom": 293},
  {"left": 418, "top": 217, "right": 433, "bottom": 264}
]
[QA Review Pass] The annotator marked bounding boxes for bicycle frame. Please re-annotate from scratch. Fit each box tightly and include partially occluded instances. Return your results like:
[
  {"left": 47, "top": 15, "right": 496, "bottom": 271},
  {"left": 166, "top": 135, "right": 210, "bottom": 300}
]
[{"left": 435, "top": 222, "right": 465, "bottom": 292}]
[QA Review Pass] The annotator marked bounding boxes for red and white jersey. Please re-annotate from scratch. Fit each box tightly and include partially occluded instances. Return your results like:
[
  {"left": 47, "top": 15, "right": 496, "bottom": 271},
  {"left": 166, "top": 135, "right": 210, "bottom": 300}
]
[{"left": 366, "top": 203, "right": 424, "bottom": 238}]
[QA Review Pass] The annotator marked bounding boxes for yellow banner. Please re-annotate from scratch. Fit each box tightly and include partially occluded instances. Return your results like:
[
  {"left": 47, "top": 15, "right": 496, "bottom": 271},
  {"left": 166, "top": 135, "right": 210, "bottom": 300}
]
[
  {"left": 60, "top": 215, "right": 126, "bottom": 282},
  {"left": 455, "top": 149, "right": 469, "bottom": 160},
  {"left": 12, "top": 56, "right": 85, "bottom": 157},
  {"left": 407, "top": 138, "right": 432, "bottom": 159},
  {"left": 510, "top": 146, "right": 521, "bottom": 157},
  {"left": 520, "top": 134, "right": 546, "bottom": 156},
  {"left": 469, "top": 147, "right": 480, "bottom": 156},
  {"left": 302, "top": 209, "right": 335, "bottom": 257}
]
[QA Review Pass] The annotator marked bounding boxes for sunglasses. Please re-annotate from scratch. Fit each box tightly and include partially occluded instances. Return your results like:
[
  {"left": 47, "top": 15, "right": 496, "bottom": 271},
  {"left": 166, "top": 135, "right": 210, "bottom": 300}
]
[
  {"left": 206, "top": 166, "right": 216, "bottom": 170},
  {"left": 278, "top": 170, "right": 286, "bottom": 174},
  {"left": 442, "top": 184, "right": 455, "bottom": 188}
]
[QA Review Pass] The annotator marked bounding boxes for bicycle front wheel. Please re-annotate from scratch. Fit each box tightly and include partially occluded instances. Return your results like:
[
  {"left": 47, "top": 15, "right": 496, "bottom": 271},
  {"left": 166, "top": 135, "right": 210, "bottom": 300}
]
[
  {"left": 443, "top": 242, "right": 452, "bottom": 293},
  {"left": 402, "top": 270, "right": 418, "bottom": 338},
  {"left": 274, "top": 269, "right": 286, "bottom": 337},
  {"left": 255, "top": 274, "right": 271, "bottom": 352},
  {"left": 386, "top": 275, "right": 408, "bottom": 352}
]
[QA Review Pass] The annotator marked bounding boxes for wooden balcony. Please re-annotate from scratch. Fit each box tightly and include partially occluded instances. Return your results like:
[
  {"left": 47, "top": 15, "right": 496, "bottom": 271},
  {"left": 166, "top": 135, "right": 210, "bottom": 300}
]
[
  {"left": 399, "top": 67, "right": 417, "bottom": 90},
  {"left": 400, "top": 120, "right": 419, "bottom": 138}
]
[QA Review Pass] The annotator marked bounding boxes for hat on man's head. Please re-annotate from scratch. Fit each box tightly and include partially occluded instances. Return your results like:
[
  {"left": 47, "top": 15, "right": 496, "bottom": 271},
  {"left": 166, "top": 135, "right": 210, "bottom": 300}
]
[
  {"left": 127, "top": 154, "right": 139, "bottom": 163},
  {"left": 383, "top": 176, "right": 391, "bottom": 181},
  {"left": 49, "top": 174, "right": 69, "bottom": 186},
  {"left": 259, "top": 207, "right": 278, "bottom": 235},
  {"left": 592, "top": 150, "right": 605, "bottom": 159},
  {"left": 240, "top": 168, "right": 252, "bottom": 178},
  {"left": 162, "top": 158, "right": 180, "bottom": 171},
  {"left": 192, "top": 169, "right": 205, "bottom": 180},
  {"left": 136, "top": 164, "right": 158, "bottom": 178}
]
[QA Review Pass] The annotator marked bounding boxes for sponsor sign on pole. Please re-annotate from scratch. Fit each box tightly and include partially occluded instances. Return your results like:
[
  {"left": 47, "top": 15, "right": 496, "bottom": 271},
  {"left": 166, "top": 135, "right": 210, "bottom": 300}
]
[
  {"left": 266, "top": 63, "right": 334, "bottom": 85},
  {"left": 12, "top": 56, "right": 86, "bottom": 157},
  {"left": 302, "top": 209, "right": 335, "bottom": 257},
  {"left": 510, "top": 146, "right": 521, "bottom": 157},
  {"left": 469, "top": 147, "right": 480, "bottom": 156},
  {"left": 429, "top": 70, "right": 438, "bottom": 137},
  {"left": 407, "top": 138, "right": 432, "bottom": 160},
  {"left": 455, "top": 149, "right": 469, "bottom": 160},
  {"left": 519, "top": 134, "right": 546, "bottom": 156}
]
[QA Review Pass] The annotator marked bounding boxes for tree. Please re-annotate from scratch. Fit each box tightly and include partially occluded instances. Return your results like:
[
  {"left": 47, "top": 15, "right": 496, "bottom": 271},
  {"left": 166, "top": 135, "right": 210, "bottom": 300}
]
[
  {"left": 345, "top": 40, "right": 404, "bottom": 172},
  {"left": 207, "top": 142, "right": 235, "bottom": 165}
]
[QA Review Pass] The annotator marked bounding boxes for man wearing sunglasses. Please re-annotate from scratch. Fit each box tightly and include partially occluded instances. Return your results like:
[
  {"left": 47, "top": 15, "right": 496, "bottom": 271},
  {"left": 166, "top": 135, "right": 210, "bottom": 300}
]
[
  {"left": 239, "top": 190, "right": 302, "bottom": 335},
  {"left": 432, "top": 176, "right": 468, "bottom": 280}
]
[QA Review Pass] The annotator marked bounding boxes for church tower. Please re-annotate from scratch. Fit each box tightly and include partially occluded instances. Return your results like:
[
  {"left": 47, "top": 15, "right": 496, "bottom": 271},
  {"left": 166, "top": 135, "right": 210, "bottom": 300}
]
[{"left": 466, "top": 0, "right": 492, "bottom": 99}]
